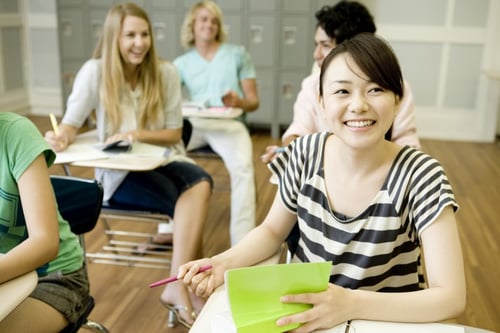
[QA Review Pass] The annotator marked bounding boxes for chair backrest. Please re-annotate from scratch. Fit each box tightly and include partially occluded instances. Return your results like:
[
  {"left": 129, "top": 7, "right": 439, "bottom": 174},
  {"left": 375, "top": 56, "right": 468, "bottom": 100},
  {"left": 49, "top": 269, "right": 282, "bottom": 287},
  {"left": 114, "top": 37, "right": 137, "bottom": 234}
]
[{"left": 50, "top": 175, "right": 103, "bottom": 235}]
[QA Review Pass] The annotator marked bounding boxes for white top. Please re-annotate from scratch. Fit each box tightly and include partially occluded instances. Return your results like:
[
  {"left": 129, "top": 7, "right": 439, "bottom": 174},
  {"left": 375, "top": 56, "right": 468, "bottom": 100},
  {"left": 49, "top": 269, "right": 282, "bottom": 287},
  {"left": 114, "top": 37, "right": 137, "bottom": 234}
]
[{"left": 62, "top": 59, "right": 193, "bottom": 201}]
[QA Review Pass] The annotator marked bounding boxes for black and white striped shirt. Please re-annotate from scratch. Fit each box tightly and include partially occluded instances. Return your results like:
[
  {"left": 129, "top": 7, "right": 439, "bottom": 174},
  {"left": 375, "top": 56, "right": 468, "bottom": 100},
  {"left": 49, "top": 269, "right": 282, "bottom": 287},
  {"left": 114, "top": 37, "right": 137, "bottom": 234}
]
[{"left": 269, "top": 132, "right": 458, "bottom": 292}]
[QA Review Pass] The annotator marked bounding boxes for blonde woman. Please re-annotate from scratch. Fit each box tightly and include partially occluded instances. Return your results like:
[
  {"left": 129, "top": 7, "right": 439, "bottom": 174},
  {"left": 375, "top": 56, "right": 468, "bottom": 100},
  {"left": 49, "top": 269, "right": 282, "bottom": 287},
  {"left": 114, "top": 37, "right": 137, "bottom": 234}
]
[
  {"left": 175, "top": 0, "right": 260, "bottom": 246},
  {"left": 45, "top": 3, "right": 211, "bottom": 328}
]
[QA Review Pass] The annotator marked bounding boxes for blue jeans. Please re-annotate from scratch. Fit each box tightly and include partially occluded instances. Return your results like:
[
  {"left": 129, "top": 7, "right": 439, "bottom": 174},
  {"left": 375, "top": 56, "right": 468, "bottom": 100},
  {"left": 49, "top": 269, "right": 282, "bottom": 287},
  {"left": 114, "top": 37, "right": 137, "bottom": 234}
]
[{"left": 108, "top": 161, "right": 212, "bottom": 216}]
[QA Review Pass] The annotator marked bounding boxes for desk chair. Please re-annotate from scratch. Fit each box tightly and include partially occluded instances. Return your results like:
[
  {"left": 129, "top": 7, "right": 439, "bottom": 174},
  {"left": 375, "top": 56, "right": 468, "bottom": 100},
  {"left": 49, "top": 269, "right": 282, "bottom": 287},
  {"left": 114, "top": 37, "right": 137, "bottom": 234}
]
[
  {"left": 78, "top": 121, "right": 199, "bottom": 270},
  {"left": 89, "top": 206, "right": 172, "bottom": 269},
  {"left": 50, "top": 175, "right": 109, "bottom": 333},
  {"left": 183, "top": 117, "right": 221, "bottom": 159}
]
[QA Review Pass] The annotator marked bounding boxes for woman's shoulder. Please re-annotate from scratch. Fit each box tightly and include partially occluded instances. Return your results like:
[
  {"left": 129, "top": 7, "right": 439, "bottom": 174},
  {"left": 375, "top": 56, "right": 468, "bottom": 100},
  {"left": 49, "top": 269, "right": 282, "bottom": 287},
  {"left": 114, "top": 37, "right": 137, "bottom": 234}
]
[
  {"left": 295, "top": 131, "right": 330, "bottom": 146},
  {"left": 221, "top": 43, "right": 248, "bottom": 54},
  {"left": 159, "top": 60, "right": 177, "bottom": 73},
  {"left": 76, "top": 58, "right": 101, "bottom": 78},
  {"left": 395, "top": 145, "right": 444, "bottom": 174}
]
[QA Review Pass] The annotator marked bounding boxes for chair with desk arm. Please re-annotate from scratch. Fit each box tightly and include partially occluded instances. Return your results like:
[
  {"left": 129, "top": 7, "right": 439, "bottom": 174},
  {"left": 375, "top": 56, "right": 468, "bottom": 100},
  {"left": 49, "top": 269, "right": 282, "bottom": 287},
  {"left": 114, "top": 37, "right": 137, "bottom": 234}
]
[{"left": 49, "top": 175, "right": 109, "bottom": 333}]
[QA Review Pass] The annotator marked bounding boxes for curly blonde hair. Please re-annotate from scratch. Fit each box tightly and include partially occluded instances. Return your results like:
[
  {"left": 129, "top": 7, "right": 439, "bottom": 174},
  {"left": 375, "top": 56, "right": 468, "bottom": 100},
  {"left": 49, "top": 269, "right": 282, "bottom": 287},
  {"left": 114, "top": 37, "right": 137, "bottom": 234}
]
[
  {"left": 180, "top": 0, "right": 227, "bottom": 49},
  {"left": 92, "top": 2, "right": 164, "bottom": 133}
]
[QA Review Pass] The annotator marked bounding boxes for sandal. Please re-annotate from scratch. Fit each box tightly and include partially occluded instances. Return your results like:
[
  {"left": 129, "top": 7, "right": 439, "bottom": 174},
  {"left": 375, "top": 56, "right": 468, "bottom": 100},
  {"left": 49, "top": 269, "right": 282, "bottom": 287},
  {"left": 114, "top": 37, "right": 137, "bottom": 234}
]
[{"left": 161, "top": 302, "right": 197, "bottom": 329}]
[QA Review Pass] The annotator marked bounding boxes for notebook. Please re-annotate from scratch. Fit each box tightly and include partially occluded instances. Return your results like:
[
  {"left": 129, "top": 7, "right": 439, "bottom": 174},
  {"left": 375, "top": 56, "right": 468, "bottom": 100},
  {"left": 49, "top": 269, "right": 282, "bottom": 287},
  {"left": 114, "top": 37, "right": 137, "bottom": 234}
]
[{"left": 225, "top": 262, "right": 332, "bottom": 333}]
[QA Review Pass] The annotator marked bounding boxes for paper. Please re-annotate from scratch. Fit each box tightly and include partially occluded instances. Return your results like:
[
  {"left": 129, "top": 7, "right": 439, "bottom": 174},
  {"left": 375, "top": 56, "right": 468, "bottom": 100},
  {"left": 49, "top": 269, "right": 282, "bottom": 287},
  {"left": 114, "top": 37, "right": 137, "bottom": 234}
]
[
  {"left": 317, "top": 320, "right": 465, "bottom": 333},
  {"left": 182, "top": 101, "right": 243, "bottom": 119},
  {"left": 54, "top": 143, "right": 109, "bottom": 164},
  {"left": 225, "top": 262, "right": 332, "bottom": 333}
]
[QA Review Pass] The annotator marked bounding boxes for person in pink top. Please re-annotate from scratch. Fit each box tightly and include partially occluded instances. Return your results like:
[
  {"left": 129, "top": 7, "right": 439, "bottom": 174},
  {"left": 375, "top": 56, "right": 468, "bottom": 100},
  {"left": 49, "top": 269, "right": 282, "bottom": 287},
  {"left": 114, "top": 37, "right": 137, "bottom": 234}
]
[{"left": 261, "top": 1, "right": 420, "bottom": 163}]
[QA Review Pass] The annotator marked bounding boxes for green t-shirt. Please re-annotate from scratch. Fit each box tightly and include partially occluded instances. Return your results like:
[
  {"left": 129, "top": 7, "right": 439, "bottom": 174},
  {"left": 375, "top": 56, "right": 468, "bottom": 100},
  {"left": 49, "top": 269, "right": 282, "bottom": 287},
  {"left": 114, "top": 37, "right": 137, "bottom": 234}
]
[{"left": 0, "top": 112, "right": 83, "bottom": 276}]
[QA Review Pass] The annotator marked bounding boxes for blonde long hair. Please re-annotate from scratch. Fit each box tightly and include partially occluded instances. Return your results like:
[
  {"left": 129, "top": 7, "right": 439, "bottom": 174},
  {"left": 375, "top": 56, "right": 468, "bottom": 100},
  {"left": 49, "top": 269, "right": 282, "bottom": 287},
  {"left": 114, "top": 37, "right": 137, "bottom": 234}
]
[
  {"left": 93, "top": 2, "right": 164, "bottom": 133},
  {"left": 180, "top": 0, "right": 227, "bottom": 49}
]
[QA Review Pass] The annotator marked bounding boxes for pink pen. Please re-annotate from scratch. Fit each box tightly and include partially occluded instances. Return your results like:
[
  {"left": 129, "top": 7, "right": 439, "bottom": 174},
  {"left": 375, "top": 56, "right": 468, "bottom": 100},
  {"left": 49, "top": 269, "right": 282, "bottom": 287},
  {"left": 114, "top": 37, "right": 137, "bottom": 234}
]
[{"left": 148, "top": 265, "right": 212, "bottom": 288}]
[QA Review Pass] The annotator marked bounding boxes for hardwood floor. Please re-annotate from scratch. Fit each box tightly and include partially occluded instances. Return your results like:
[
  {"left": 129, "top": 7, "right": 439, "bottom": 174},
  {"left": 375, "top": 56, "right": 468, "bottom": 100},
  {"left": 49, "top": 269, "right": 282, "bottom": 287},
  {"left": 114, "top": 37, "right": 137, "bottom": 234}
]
[{"left": 31, "top": 116, "right": 500, "bottom": 332}]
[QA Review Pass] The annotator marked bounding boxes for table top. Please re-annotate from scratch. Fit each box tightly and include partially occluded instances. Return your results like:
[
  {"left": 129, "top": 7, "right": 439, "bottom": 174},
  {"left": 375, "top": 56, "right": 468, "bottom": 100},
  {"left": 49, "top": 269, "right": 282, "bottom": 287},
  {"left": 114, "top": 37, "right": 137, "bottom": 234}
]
[
  {"left": 182, "top": 105, "right": 243, "bottom": 119},
  {"left": 0, "top": 270, "right": 37, "bottom": 321},
  {"left": 54, "top": 130, "right": 170, "bottom": 171}
]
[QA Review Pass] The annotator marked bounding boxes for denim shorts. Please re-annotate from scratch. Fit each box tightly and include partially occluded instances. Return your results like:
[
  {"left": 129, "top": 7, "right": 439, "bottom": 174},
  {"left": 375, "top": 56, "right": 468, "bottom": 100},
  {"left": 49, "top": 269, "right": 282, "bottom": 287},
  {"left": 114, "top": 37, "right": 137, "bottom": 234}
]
[
  {"left": 108, "top": 161, "right": 213, "bottom": 216},
  {"left": 29, "top": 266, "right": 89, "bottom": 325}
]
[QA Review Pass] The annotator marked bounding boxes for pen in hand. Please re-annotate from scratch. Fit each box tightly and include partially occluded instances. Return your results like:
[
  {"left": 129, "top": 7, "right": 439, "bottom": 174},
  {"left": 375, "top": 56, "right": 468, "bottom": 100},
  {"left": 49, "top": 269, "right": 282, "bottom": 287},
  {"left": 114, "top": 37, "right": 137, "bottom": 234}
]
[
  {"left": 148, "top": 265, "right": 212, "bottom": 288},
  {"left": 49, "top": 113, "right": 60, "bottom": 136}
]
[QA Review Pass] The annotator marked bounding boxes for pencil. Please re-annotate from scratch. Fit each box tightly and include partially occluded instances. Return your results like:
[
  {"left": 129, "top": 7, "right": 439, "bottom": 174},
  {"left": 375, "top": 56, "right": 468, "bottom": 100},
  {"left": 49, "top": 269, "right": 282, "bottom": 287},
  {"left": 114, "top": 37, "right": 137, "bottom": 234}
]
[
  {"left": 148, "top": 265, "right": 212, "bottom": 288},
  {"left": 49, "top": 113, "right": 60, "bottom": 136}
]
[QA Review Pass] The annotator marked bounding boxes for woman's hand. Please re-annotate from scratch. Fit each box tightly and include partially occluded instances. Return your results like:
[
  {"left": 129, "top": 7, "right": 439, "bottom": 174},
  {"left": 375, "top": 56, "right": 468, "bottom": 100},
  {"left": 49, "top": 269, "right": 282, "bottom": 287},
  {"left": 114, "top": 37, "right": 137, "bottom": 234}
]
[
  {"left": 177, "top": 258, "right": 225, "bottom": 299},
  {"left": 221, "top": 90, "right": 241, "bottom": 108},
  {"left": 105, "top": 130, "right": 139, "bottom": 144},
  {"left": 260, "top": 145, "right": 282, "bottom": 163},
  {"left": 276, "top": 284, "right": 352, "bottom": 333},
  {"left": 44, "top": 130, "right": 69, "bottom": 152}
]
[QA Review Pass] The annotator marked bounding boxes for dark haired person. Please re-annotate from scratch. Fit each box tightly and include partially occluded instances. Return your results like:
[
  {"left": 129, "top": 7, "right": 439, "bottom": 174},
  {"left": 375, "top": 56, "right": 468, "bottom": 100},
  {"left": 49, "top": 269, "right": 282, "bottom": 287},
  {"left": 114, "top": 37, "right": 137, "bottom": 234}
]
[
  {"left": 261, "top": 1, "right": 420, "bottom": 163},
  {"left": 179, "top": 33, "right": 465, "bottom": 332}
]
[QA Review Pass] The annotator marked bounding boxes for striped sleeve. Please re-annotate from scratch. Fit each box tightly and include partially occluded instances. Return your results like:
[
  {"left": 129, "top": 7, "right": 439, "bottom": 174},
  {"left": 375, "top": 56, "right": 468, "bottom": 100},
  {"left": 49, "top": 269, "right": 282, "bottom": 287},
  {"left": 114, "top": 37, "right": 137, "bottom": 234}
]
[
  {"left": 268, "top": 132, "right": 328, "bottom": 213},
  {"left": 390, "top": 147, "right": 458, "bottom": 235}
]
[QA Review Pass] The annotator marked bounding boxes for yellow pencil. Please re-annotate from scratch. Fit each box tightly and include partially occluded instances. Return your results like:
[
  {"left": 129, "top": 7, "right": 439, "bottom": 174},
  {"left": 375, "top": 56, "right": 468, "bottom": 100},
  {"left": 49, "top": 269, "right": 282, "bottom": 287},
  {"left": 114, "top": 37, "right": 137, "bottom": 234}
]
[{"left": 49, "top": 113, "right": 60, "bottom": 136}]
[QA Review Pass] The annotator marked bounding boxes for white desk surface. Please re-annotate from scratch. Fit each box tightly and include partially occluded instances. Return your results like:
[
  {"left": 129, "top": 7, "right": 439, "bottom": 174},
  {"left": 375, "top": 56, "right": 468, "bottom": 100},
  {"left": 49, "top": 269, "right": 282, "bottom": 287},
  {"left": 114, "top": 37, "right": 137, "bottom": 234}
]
[
  {"left": 191, "top": 254, "right": 493, "bottom": 333},
  {"left": 54, "top": 130, "right": 169, "bottom": 171},
  {"left": 0, "top": 270, "right": 37, "bottom": 321},
  {"left": 182, "top": 105, "right": 243, "bottom": 119}
]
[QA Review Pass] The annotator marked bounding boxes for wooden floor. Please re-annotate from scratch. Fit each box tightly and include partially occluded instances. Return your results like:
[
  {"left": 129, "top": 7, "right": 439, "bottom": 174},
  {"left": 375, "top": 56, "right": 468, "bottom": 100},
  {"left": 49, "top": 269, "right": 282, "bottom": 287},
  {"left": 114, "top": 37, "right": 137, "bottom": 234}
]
[{"left": 31, "top": 116, "right": 500, "bottom": 332}]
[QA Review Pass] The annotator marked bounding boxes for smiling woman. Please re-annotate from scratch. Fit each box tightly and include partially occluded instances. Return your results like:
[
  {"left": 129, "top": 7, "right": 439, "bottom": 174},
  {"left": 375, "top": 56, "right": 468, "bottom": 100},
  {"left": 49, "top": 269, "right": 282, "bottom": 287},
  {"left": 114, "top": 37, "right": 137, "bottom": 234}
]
[
  {"left": 118, "top": 15, "right": 151, "bottom": 82},
  {"left": 43, "top": 2, "right": 214, "bottom": 329},
  {"left": 177, "top": 33, "right": 466, "bottom": 332}
]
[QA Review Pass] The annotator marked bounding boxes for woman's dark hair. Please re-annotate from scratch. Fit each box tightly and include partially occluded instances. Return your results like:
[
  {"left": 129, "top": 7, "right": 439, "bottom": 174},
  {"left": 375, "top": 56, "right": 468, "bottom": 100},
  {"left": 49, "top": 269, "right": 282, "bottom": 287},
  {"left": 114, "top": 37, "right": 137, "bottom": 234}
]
[
  {"left": 315, "top": 1, "right": 376, "bottom": 44},
  {"left": 319, "top": 33, "right": 403, "bottom": 144},
  {"left": 319, "top": 34, "right": 401, "bottom": 140}
]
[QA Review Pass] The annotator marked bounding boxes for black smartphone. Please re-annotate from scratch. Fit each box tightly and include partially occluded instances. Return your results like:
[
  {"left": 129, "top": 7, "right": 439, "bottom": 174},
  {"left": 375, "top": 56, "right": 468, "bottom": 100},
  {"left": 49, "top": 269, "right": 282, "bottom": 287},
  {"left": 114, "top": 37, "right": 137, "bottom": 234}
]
[{"left": 101, "top": 140, "right": 132, "bottom": 153}]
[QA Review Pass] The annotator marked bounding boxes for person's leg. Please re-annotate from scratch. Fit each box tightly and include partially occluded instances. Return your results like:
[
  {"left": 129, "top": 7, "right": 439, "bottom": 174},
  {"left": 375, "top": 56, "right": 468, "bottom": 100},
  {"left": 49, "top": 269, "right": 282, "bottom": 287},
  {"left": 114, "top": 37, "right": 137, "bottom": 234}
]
[
  {"left": 112, "top": 164, "right": 212, "bottom": 326},
  {"left": 0, "top": 267, "right": 89, "bottom": 332},
  {"left": 0, "top": 297, "right": 67, "bottom": 332},
  {"left": 203, "top": 119, "right": 256, "bottom": 245},
  {"left": 185, "top": 117, "right": 209, "bottom": 151},
  {"left": 157, "top": 163, "right": 212, "bottom": 326}
]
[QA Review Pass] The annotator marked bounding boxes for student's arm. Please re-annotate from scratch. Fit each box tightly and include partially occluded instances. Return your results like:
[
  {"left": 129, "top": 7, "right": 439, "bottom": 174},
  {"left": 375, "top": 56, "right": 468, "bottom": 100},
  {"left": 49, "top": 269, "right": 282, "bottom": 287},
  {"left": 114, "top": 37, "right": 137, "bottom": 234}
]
[
  {"left": 45, "top": 123, "right": 79, "bottom": 152},
  {"left": 105, "top": 127, "right": 182, "bottom": 147},
  {"left": 0, "top": 155, "right": 60, "bottom": 283},
  {"left": 281, "top": 74, "right": 321, "bottom": 146},
  {"left": 222, "top": 78, "right": 260, "bottom": 112},
  {"left": 178, "top": 193, "right": 296, "bottom": 298},
  {"left": 261, "top": 74, "right": 319, "bottom": 163},
  {"left": 391, "top": 81, "right": 421, "bottom": 148},
  {"left": 277, "top": 206, "right": 466, "bottom": 332}
]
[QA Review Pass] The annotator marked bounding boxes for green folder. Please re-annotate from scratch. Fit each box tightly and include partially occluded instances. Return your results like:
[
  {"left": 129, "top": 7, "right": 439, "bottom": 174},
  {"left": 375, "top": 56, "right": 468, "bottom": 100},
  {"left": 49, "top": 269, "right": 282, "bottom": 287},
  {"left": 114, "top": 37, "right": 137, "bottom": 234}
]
[{"left": 226, "top": 262, "right": 332, "bottom": 333}]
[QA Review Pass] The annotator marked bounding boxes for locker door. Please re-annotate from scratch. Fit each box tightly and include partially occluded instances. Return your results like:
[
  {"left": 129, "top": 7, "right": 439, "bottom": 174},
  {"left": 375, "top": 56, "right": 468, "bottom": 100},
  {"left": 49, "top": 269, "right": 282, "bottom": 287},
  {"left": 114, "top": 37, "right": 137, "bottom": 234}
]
[
  {"left": 247, "top": 15, "right": 275, "bottom": 67},
  {"left": 247, "top": 69, "right": 275, "bottom": 125},
  {"left": 150, "top": 10, "right": 179, "bottom": 61},
  {"left": 280, "top": 16, "right": 311, "bottom": 69},
  {"left": 278, "top": 71, "right": 308, "bottom": 125},
  {"left": 58, "top": 7, "right": 86, "bottom": 59}
]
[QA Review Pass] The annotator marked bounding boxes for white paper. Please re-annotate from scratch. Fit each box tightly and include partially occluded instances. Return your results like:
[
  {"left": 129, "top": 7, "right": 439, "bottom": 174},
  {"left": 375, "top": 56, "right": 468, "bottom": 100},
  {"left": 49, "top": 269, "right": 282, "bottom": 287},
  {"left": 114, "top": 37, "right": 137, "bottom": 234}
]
[
  {"left": 211, "top": 311, "right": 237, "bottom": 333},
  {"left": 54, "top": 143, "right": 108, "bottom": 164},
  {"left": 316, "top": 320, "right": 465, "bottom": 333}
]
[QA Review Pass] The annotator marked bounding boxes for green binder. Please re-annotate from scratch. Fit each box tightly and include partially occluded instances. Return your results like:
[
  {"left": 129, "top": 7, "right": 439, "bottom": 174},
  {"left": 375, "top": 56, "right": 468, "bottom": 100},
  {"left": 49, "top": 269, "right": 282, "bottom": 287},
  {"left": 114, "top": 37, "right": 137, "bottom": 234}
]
[{"left": 226, "top": 262, "right": 332, "bottom": 333}]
